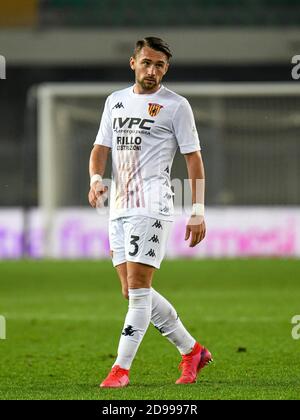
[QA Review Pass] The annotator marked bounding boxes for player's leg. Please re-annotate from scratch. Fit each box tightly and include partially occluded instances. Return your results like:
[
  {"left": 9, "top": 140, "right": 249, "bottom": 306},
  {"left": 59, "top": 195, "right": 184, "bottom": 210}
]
[
  {"left": 121, "top": 215, "right": 212, "bottom": 384},
  {"left": 115, "top": 263, "right": 197, "bottom": 355},
  {"left": 101, "top": 218, "right": 157, "bottom": 387},
  {"left": 151, "top": 288, "right": 213, "bottom": 384},
  {"left": 151, "top": 288, "right": 196, "bottom": 354},
  {"left": 112, "top": 264, "right": 212, "bottom": 385},
  {"left": 100, "top": 219, "right": 130, "bottom": 388},
  {"left": 113, "top": 217, "right": 198, "bottom": 356},
  {"left": 115, "top": 262, "right": 128, "bottom": 299},
  {"left": 112, "top": 217, "right": 203, "bottom": 347},
  {"left": 103, "top": 216, "right": 212, "bottom": 386},
  {"left": 112, "top": 261, "right": 154, "bottom": 367},
  {"left": 100, "top": 261, "right": 154, "bottom": 388}
]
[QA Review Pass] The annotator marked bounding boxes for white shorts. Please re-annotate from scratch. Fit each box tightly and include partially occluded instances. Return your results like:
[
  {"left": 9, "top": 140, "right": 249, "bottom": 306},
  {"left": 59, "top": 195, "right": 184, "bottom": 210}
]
[{"left": 109, "top": 216, "right": 172, "bottom": 269}]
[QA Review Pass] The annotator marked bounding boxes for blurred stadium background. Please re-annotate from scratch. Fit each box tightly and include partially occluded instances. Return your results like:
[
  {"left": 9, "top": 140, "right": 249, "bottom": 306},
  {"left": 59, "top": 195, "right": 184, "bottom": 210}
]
[
  {"left": 0, "top": 0, "right": 300, "bottom": 259},
  {"left": 1, "top": 0, "right": 300, "bottom": 400}
]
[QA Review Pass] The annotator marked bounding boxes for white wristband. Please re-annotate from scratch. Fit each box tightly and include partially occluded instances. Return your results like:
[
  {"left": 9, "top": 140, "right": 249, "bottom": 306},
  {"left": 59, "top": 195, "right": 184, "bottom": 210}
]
[
  {"left": 90, "top": 174, "right": 102, "bottom": 187},
  {"left": 192, "top": 203, "right": 205, "bottom": 217}
]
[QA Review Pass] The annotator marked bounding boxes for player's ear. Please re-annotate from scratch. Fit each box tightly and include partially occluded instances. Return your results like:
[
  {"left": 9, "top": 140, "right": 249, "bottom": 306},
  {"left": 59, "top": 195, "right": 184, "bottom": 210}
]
[{"left": 129, "top": 56, "right": 135, "bottom": 71}]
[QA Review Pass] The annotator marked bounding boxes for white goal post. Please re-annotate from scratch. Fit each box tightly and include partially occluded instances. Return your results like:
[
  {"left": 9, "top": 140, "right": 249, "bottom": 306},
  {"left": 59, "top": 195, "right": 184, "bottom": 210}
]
[{"left": 37, "top": 82, "right": 300, "bottom": 257}]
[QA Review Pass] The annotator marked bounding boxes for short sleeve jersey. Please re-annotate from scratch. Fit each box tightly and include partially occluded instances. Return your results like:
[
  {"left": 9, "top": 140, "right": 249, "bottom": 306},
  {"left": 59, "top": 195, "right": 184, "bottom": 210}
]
[{"left": 94, "top": 84, "right": 201, "bottom": 221}]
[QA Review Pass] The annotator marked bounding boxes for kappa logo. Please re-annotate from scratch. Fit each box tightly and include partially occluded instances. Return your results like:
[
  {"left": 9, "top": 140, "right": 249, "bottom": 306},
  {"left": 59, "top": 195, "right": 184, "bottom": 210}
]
[
  {"left": 148, "top": 103, "right": 163, "bottom": 117},
  {"left": 145, "top": 249, "right": 156, "bottom": 258},
  {"left": 149, "top": 234, "right": 159, "bottom": 243},
  {"left": 122, "top": 325, "right": 137, "bottom": 337},
  {"left": 152, "top": 220, "right": 163, "bottom": 229},
  {"left": 112, "top": 102, "right": 124, "bottom": 110}
]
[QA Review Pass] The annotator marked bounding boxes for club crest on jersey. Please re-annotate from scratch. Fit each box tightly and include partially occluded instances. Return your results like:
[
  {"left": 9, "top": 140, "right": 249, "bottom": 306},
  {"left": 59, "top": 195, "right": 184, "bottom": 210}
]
[{"left": 148, "top": 103, "right": 163, "bottom": 117}]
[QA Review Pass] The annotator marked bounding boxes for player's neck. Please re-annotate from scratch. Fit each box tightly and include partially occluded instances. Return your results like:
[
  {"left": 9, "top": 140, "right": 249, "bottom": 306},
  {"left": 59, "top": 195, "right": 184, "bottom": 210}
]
[{"left": 133, "top": 83, "right": 161, "bottom": 95}]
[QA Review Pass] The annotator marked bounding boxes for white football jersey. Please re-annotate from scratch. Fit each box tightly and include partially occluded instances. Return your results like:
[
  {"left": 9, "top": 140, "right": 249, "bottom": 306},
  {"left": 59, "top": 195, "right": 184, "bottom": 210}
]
[{"left": 94, "top": 84, "right": 201, "bottom": 221}]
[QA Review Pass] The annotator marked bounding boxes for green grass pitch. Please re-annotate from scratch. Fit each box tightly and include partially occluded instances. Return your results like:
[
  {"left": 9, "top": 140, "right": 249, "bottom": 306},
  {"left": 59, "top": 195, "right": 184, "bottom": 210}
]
[{"left": 0, "top": 259, "right": 300, "bottom": 400}]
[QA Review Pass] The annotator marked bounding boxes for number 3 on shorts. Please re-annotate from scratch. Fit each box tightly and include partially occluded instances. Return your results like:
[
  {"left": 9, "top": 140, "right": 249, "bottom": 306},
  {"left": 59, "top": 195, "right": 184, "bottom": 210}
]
[{"left": 129, "top": 235, "right": 140, "bottom": 256}]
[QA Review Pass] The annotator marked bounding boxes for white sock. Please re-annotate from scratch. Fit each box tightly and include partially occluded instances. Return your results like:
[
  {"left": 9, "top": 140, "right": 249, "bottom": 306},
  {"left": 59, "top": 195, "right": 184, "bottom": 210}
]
[
  {"left": 114, "top": 288, "right": 152, "bottom": 370},
  {"left": 151, "top": 288, "right": 196, "bottom": 355}
]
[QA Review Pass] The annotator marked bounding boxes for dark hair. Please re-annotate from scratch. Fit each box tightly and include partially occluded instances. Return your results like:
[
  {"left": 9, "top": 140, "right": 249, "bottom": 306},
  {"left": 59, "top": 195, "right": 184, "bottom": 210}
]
[{"left": 133, "top": 37, "right": 172, "bottom": 61}]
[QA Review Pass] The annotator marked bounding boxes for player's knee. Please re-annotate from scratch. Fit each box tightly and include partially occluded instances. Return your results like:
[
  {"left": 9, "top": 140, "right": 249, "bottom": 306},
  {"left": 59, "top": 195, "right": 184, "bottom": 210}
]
[{"left": 127, "top": 272, "right": 150, "bottom": 289}]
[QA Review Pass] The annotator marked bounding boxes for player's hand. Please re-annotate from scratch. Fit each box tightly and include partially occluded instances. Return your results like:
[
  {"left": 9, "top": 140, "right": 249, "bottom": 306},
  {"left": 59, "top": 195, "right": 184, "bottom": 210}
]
[
  {"left": 185, "top": 216, "right": 206, "bottom": 248},
  {"left": 88, "top": 181, "right": 108, "bottom": 208}
]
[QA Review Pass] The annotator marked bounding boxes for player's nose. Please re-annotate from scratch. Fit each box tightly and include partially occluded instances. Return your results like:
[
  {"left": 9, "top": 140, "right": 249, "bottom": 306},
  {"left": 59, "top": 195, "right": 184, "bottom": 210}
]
[{"left": 147, "top": 65, "right": 156, "bottom": 76}]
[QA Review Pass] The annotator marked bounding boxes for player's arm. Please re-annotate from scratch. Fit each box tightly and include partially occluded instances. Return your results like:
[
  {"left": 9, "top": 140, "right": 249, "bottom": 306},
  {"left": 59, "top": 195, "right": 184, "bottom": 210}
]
[
  {"left": 88, "top": 144, "right": 110, "bottom": 208},
  {"left": 184, "top": 150, "right": 206, "bottom": 248}
]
